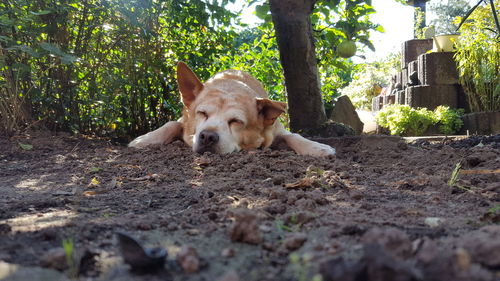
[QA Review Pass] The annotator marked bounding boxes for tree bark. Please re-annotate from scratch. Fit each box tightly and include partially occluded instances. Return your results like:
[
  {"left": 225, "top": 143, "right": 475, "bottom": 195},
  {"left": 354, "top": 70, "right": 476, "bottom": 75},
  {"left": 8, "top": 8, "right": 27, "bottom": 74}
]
[{"left": 269, "top": 0, "right": 327, "bottom": 132}]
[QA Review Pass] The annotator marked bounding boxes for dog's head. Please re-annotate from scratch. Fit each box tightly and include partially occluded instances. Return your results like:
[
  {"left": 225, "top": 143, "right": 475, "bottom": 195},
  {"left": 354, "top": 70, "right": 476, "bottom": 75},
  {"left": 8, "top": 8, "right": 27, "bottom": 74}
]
[{"left": 177, "top": 62, "right": 286, "bottom": 154}]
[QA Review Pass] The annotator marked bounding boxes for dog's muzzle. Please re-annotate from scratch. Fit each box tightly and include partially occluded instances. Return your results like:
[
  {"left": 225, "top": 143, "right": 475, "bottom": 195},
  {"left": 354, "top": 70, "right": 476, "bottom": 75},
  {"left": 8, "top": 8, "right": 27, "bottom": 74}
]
[{"left": 195, "top": 130, "right": 219, "bottom": 154}]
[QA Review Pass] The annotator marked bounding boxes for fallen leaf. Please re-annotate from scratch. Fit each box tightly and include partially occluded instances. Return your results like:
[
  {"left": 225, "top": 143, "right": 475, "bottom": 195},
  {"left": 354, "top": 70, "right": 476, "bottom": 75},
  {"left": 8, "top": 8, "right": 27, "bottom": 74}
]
[
  {"left": 19, "top": 143, "right": 33, "bottom": 150},
  {"left": 83, "top": 190, "right": 105, "bottom": 196},
  {"left": 130, "top": 173, "right": 159, "bottom": 181},
  {"left": 90, "top": 167, "right": 101, "bottom": 173},
  {"left": 88, "top": 177, "right": 100, "bottom": 186},
  {"left": 285, "top": 178, "right": 315, "bottom": 189},
  {"left": 195, "top": 157, "right": 212, "bottom": 167},
  {"left": 460, "top": 169, "right": 500, "bottom": 175}
]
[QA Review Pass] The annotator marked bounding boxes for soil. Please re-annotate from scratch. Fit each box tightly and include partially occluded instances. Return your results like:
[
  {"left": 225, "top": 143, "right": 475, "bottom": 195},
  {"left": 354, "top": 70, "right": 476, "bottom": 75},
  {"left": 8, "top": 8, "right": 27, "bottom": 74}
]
[{"left": 1, "top": 131, "right": 499, "bottom": 281}]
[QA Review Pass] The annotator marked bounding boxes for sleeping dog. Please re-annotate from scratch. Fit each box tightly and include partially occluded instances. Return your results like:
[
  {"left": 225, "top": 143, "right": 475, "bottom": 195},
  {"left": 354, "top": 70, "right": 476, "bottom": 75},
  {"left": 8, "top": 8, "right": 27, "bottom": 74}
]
[{"left": 129, "top": 62, "right": 335, "bottom": 157}]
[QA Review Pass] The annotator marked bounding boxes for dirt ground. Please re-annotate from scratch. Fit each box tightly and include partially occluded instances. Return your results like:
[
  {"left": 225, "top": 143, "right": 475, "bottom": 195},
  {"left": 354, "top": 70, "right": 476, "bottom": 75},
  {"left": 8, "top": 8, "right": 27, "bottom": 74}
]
[{"left": 1, "top": 131, "right": 499, "bottom": 281}]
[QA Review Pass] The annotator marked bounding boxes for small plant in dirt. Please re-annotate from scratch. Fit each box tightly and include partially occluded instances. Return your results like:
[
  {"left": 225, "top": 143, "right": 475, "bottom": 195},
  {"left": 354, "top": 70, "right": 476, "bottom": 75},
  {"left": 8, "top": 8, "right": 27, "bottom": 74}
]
[
  {"left": 448, "top": 162, "right": 463, "bottom": 187},
  {"left": 376, "top": 105, "right": 464, "bottom": 136},
  {"left": 62, "top": 238, "right": 77, "bottom": 278},
  {"left": 289, "top": 253, "right": 323, "bottom": 281},
  {"left": 447, "top": 162, "right": 473, "bottom": 192}
]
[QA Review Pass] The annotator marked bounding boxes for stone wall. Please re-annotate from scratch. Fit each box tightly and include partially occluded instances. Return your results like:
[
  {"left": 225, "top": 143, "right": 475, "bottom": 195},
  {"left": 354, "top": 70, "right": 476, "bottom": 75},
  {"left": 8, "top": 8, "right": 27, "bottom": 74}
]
[{"left": 373, "top": 39, "right": 464, "bottom": 112}]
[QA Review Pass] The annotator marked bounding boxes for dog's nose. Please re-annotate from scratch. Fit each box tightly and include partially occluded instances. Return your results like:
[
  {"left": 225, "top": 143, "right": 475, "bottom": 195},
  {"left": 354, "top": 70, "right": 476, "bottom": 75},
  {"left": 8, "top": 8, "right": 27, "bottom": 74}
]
[{"left": 198, "top": 130, "right": 219, "bottom": 148}]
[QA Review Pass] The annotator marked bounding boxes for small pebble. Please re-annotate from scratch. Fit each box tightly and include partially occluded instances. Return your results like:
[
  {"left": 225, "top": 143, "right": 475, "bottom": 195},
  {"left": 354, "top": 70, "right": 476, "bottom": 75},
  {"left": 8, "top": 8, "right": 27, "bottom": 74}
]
[
  {"left": 283, "top": 233, "right": 308, "bottom": 251},
  {"left": 176, "top": 245, "right": 200, "bottom": 273}
]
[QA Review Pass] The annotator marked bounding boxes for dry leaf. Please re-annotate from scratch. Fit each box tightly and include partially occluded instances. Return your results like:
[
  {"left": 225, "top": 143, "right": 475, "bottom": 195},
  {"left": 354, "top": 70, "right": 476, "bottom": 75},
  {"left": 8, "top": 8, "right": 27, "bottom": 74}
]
[
  {"left": 460, "top": 169, "right": 500, "bottom": 175},
  {"left": 130, "top": 173, "right": 159, "bottom": 181},
  {"left": 83, "top": 190, "right": 106, "bottom": 196},
  {"left": 285, "top": 178, "right": 315, "bottom": 189}
]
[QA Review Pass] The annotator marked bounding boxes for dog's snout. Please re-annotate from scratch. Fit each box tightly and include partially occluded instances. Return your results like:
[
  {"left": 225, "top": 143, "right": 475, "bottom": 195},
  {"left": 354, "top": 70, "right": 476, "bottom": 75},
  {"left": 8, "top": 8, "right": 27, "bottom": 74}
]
[{"left": 199, "top": 130, "right": 219, "bottom": 147}]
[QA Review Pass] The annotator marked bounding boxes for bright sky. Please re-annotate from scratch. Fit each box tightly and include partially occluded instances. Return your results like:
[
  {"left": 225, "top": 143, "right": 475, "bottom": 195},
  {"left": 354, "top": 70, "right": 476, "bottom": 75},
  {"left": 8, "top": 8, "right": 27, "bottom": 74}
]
[{"left": 229, "top": 0, "right": 476, "bottom": 63}]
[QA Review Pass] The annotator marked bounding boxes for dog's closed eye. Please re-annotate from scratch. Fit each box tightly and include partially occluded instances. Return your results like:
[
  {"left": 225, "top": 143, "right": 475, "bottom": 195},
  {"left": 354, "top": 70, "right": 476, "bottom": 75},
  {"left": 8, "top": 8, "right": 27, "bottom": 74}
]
[
  {"left": 197, "top": 111, "right": 208, "bottom": 119},
  {"left": 228, "top": 118, "right": 244, "bottom": 126}
]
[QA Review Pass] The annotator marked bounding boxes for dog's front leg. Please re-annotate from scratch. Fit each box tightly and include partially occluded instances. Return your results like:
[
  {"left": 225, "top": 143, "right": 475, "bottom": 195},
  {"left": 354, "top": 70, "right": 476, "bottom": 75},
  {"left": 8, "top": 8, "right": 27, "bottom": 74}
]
[
  {"left": 128, "top": 121, "right": 183, "bottom": 148},
  {"left": 278, "top": 132, "right": 336, "bottom": 157}
]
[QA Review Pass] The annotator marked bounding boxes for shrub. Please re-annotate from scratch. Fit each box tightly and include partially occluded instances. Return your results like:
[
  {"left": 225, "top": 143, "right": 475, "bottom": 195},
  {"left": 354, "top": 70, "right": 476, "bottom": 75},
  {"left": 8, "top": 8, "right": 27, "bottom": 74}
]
[
  {"left": 454, "top": 0, "right": 500, "bottom": 112},
  {"left": 376, "top": 104, "right": 464, "bottom": 136},
  {"left": 434, "top": 105, "right": 464, "bottom": 134}
]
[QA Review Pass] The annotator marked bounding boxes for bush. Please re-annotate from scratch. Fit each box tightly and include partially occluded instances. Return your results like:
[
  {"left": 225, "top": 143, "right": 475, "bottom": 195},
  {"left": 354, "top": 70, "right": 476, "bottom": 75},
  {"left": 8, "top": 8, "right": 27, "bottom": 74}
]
[
  {"left": 376, "top": 105, "right": 464, "bottom": 136},
  {"left": 454, "top": 0, "right": 500, "bottom": 112},
  {"left": 434, "top": 105, "right": 464, "bottom": 134}
]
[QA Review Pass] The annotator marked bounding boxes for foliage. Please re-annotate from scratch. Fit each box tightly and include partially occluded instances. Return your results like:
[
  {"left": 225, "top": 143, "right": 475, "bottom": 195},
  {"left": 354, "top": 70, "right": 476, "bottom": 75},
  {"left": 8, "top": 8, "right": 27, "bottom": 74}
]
[
  {"left": 216, "top": 26, "right": 285, "bottom": 102},
  {"left": 339, "top": 52, "right": 400, "bottom": 109},
  {"left": 414, "top": 7, "right": 426, "bottom": 39},
  {"left": 0, "top": 0, "right": 384, "bottom": 137},
  {"left": 376, "top": 104, "right": 464, "bottom": 136},
  {"left": 434, "top": 105, "right": 464, "bottom": 134},
  {"left": 62, "top": 238, "right": 76, "bottom": 278},
  {"left": 253, "top": 0, "right": 382, "bottom": 106},
  {"left": 0, "top": 0, "right": 240, "bottom": 136},
  {"left": 457, "top": 0, "right": 500, "bottom": 35},
  {"left": 376, "top": 105, "right": 435, "bottom": 136},
  {"left": 454, "top": 0, "right": 500, "bottom": 112},
  {"left": 429, "top": 0, "right": 471, "bottom": 35}
]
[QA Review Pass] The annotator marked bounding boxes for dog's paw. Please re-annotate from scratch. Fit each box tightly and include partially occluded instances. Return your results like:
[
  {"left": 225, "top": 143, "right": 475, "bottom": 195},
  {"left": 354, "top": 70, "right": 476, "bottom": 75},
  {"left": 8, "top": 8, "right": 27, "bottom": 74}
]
[
  {"left": 128, "top": 133, "right": 163, "bottom": 148},
  {"left": 128, "top": 135, "right": 150, "bottom": 148},
  {"left": 301, "top": 142, "right": 336, "bottom": 157}
]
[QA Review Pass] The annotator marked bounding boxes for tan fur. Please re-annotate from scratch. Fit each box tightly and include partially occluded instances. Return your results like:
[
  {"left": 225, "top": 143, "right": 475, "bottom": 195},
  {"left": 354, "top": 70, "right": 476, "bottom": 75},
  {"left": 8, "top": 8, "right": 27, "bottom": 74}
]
[{"left": 129, "top": 62, "right": 335, "bottom": 157}]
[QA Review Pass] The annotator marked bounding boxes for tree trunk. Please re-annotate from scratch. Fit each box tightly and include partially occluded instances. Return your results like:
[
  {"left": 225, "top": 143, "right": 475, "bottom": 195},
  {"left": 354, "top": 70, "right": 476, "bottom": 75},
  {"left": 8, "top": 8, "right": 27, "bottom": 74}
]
[{"left": 269, "top": 0, "right": 327, "bottom": 132}]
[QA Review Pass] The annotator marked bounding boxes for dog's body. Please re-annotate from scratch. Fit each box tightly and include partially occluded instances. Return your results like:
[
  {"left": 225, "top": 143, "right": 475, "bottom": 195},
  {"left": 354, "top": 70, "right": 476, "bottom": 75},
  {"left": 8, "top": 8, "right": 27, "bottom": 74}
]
[{"left": 129, "top": 62, "right": 336, "bottom": 157}]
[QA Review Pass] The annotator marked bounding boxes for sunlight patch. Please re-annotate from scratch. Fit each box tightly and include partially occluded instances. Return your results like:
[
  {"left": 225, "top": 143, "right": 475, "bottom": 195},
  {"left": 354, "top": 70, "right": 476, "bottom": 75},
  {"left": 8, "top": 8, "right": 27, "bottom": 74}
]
[{"left": 1, "top": 210, "right": 77, "bottom": 233}]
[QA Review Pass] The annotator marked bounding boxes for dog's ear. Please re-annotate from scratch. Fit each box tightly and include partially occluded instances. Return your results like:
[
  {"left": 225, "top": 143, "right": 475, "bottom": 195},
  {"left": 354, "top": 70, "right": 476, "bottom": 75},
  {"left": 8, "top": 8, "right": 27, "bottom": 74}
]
[
  {"left": 177, "top": 62, "right": 203, "bottom": 107},
  {"left": 256, "top": 98, "right": 287, "bottom": 127}
]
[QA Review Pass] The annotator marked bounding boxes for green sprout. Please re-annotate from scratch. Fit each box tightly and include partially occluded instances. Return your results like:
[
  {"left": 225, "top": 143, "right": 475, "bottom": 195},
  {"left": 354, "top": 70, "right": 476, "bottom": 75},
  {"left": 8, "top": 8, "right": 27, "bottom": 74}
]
[{"left": 62, "top": 238, "right": 77, "bottom": 278}]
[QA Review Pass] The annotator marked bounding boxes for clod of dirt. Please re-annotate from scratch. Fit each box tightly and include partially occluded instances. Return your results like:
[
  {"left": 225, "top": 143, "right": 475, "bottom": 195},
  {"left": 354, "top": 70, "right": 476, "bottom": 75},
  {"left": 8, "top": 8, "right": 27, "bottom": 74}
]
[
  {"left": 413, "top": 237, "right": 438, "bottom": 264},
  {"left": 116, "top": 232, "right": 167, "bottom": 273},
  {"left": 455, "top": 248, "right": 471, "bottom": 272},
  {"left": 284, "top": 211, "right": 316, "bottom": 225},
  {"left": 36, "top": 228, "right": 58, "bottom": 241},
  {"left": 283, "top": 232, "right": 307, "bottom": 251},
  {"left": 176, "top": 245, "right": 200, "bottom": 274},
  {"left": 221, "top": 247, "right": 235, "bottom": 258},
  {"left": 195, "top": 156, "right": 212, "bottom": 167},
  {"left": 424, "top": 217, "right": 444, "bottom": 228},
  {"left": 0, "top": 223, "right": 11, "bottom": 235},
  {"left": 227, "top": 208, "right": 262, "bottom": 245},
  {"left": 340, "top": 224, "right": 367, "bottom": 236},
  {"left": 39, "top": 247, "right": 69, "bottom": 271},
  {"left": 361, "top": 227, "right": 412, "bottom": 259},
  {"left": 264, "top": 200, "right": 287, "bottom": 215},
  {"left": 460, "top": 225, "right": 500, "bottom": 268},
  {"left": 217, "top": 270, "right": 240, "bottom": 281},
  {"left": 295, "top": 198, "right": 317, "bottom": 210},
  {"left": 319, "top": 244, "right": 421, "bottom": 281},
  {"left": 1, "top": 261, "right": 70, "bottom": 281},
  {"left": 78, "top": 249, "right": 100, "bottom": 277}
]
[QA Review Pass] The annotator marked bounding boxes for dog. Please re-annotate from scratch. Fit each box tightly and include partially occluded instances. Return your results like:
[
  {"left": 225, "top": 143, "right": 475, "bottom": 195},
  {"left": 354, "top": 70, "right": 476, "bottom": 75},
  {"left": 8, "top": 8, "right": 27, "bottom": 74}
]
[{"left": 128, "top": 62, "right": 336, "bottom": 157}]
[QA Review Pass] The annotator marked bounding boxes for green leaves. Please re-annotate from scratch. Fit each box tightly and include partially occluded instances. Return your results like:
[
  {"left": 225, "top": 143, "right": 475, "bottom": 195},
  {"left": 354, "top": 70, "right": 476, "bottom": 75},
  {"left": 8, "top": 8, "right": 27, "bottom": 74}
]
[
  {"left": 30, "top": 10, "right": 53, "bottom": 16},
  {"left": 6, "top": 45, "right": 40, "bottom": 57},
  {"left": 376, "top": 105, "right": 464, "bottom": 136},
  {"left": 19, "top": 143, "right": 33, "bottom": 150},
  {"left": 1, "top": 0, "right": 384, "bottom": 138},
  {"left": 39, "top": 42, "right": 79, "bottom": 64},
  {"left": 255, "top": 4, "right": 269, "bottom": 19}
]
